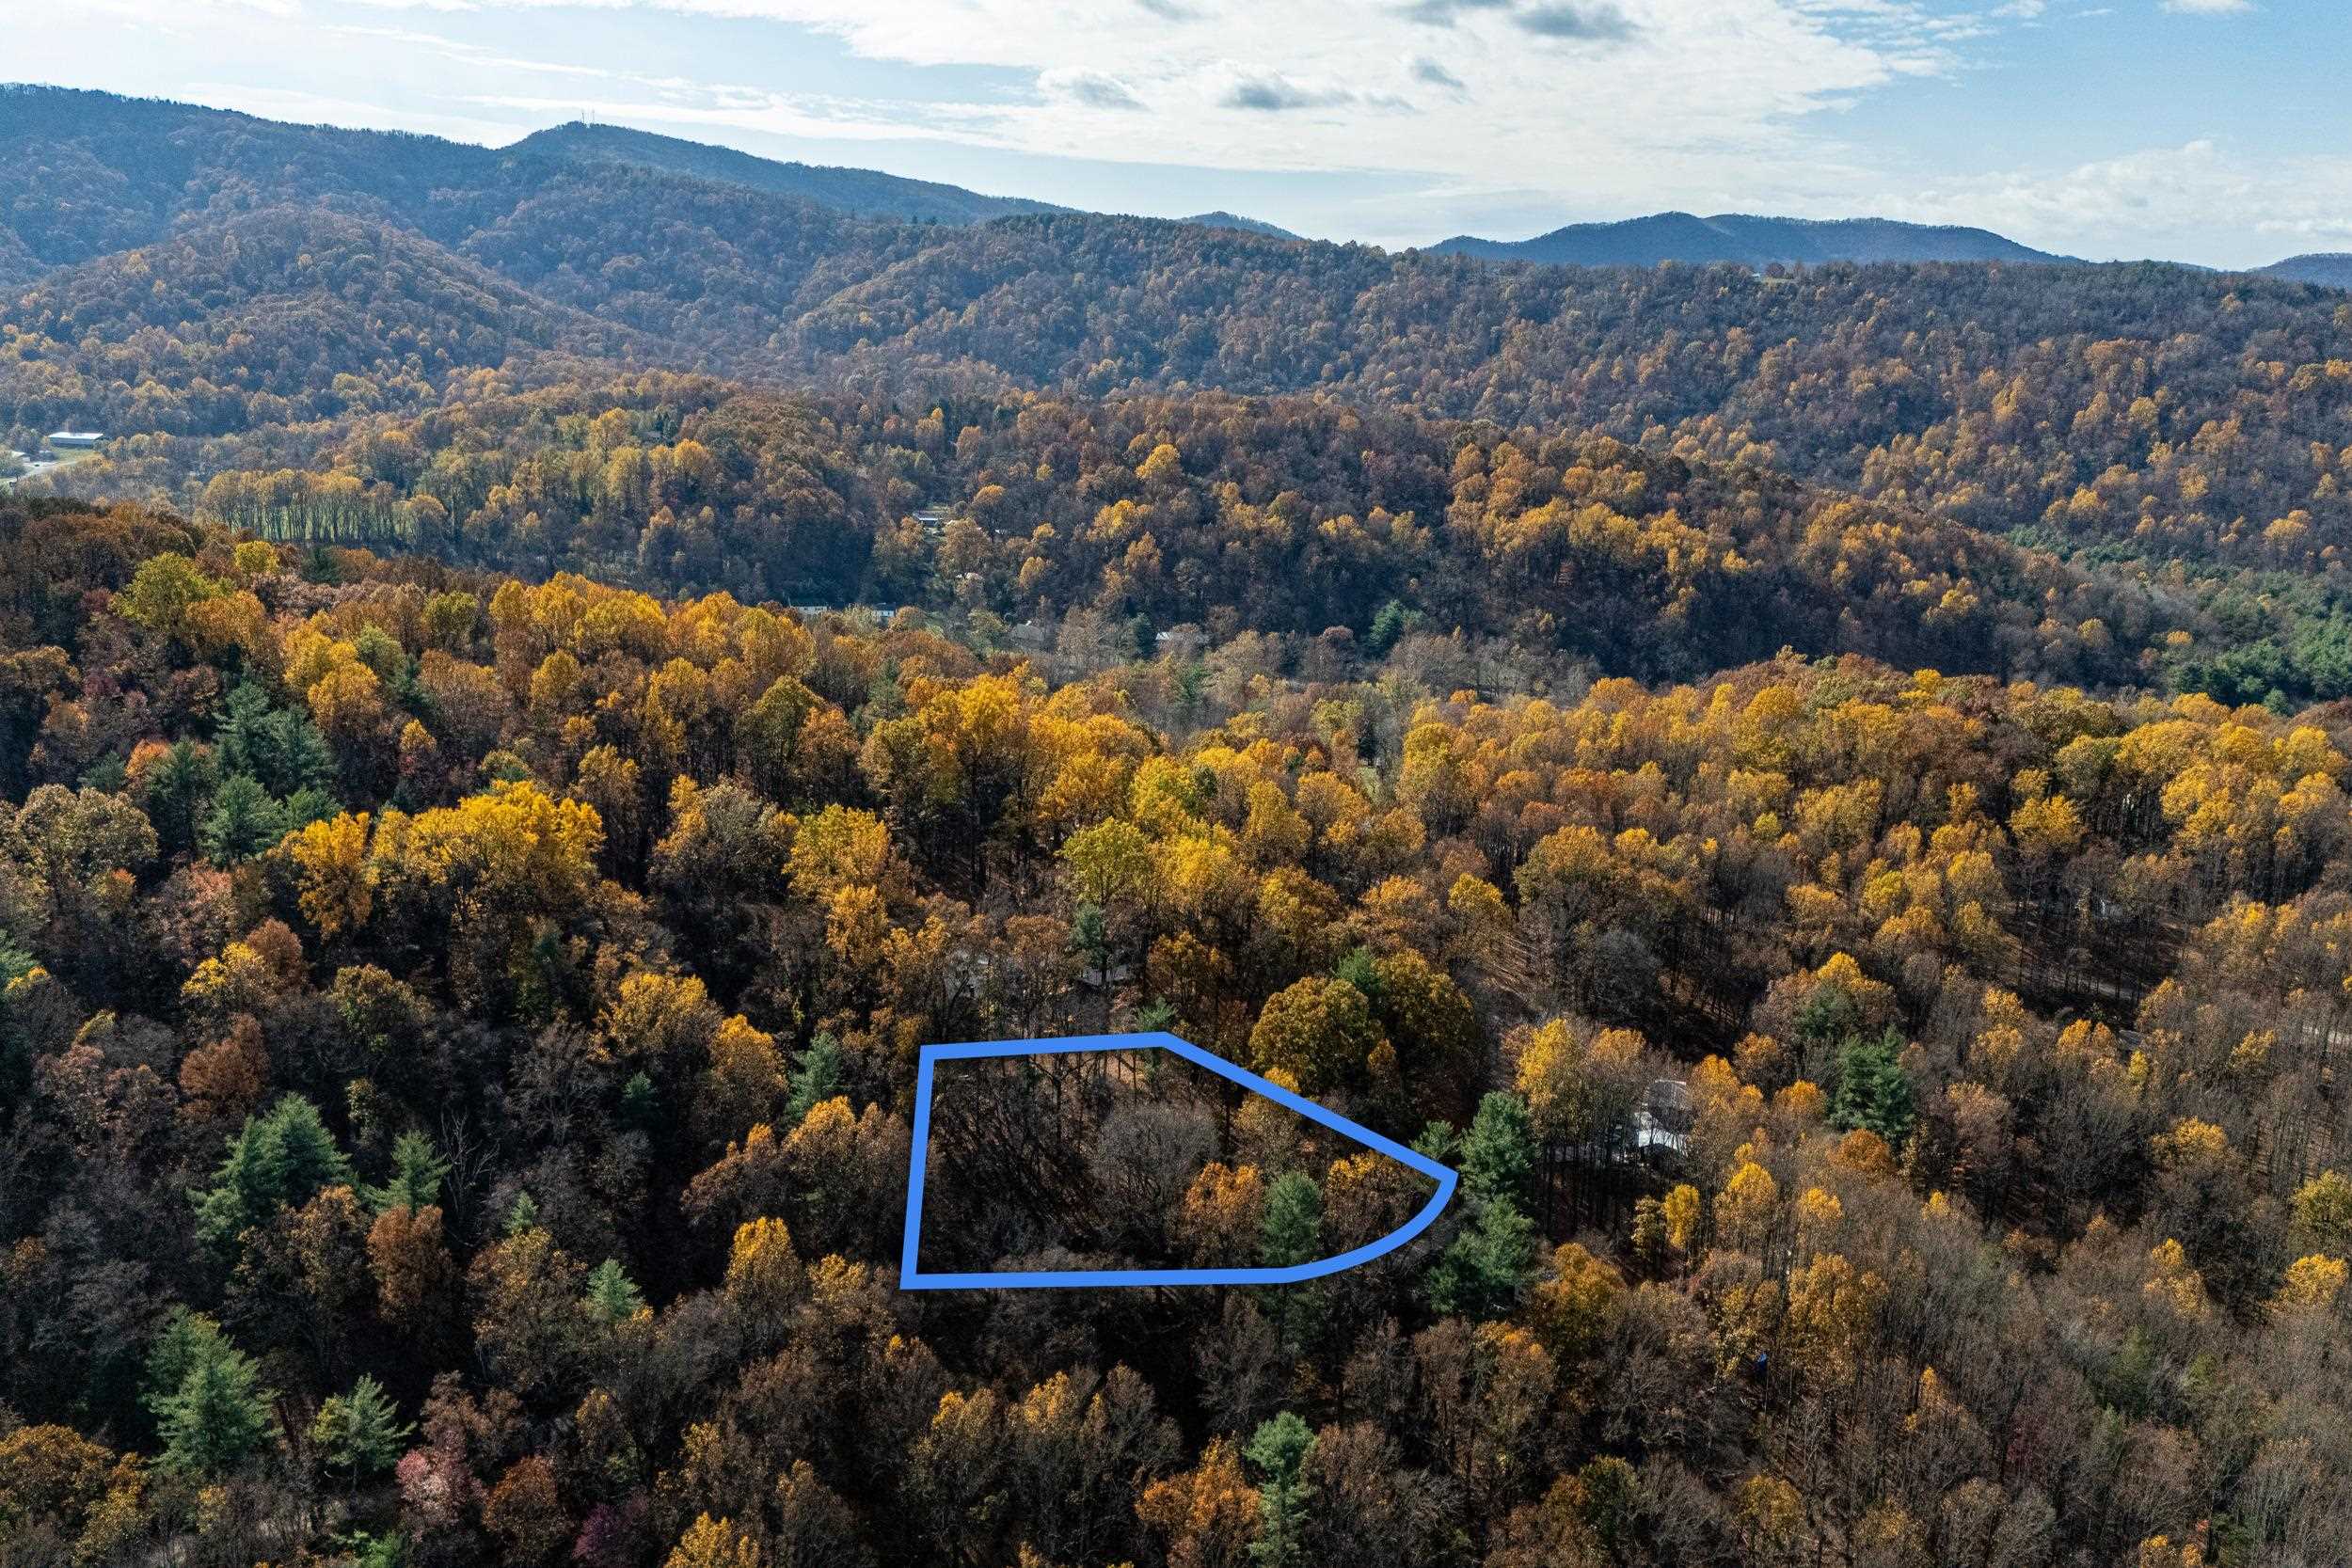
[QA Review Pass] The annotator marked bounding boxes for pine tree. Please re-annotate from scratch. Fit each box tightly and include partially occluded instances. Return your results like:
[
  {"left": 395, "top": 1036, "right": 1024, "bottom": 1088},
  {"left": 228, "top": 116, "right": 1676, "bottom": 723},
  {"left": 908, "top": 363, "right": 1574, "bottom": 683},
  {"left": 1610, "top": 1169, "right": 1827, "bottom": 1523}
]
[
  {"left": 362, "top": 1130, "right": 451, "bottom": 1214},
  {"left": 219, "top": 682, "right": 334, "bottom": 797},
  {"left": 785, "top": 1033, "right": 843, "bottom": 1125},
  {"left": 158, "top": 1339, "right": 276, "bottom": 1477},
  {"left": 192, "top": 1095, "right": 356, "bottom": 1251},
  {"left": 142, "top": 1307, "right": 231, "bottom": 1418},
  {"left": 1331, "top": 945, "right": 1379, "bottom": 1001},
  {"left": 1260, "top": 1170, "right": 1327, "bottom": 1349},
  {"left": 1366, "top": 598, "right": 1416, "bottom": 657},
  {"left": 199, "top": 773, "right": 288, "bottom": 865},
  {"left": 1260, "top": 1172, "right": 1324, "bottom": 1270},
  {"left": 583, "top": 1259, "right": 646, "bottom": 1324},
  {"left": 1426, "top": 1195, "right": 1539, "bottom": 1318},
  {"left": 281, "top": 784, "right": 341, "bottom": 832},
  {"left": 620, "top": 1071, "right": 660, "bottom": 1132},
  {"left": 1830, "top": 1027, "right": 1916, "bottom": 1145},
  {"left": 276, "top": 713, "right": 336, "bottom": 796},
  {"left": 1794, "top": 984, "right": 1865, "bottom": 1050},
  {"left": 1243, "top": 1412, "right": 1317, "bottom": 1568},
  {"left": 342, "top": 1532, "right": 407, "bottom": 1568},
  {"left": 145, "top": 738, "right": 218, "bottom": 854},
  {"left": 215, "top": 682, "right": 274, "bottom": 774},
  {"left": 503, "top": 1191, "right": 542, "bottom": 1237},
  {"left": 1461, "top": 1091, "right": 1538, "bottom": 1208},
  {"left": 1071, "top": 901, "right": 1112, "bottom": 982},
  {"left": 312, "top": 1374, "right": 412, "bottom": 1479}
]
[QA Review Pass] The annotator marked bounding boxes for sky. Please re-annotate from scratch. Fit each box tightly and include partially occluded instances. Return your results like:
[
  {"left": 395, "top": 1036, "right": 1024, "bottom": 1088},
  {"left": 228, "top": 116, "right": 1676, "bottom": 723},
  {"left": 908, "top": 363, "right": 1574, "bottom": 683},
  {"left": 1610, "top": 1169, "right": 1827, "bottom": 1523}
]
[{"left": 2, "top": 0, "right": 2345, "bottom": 266}]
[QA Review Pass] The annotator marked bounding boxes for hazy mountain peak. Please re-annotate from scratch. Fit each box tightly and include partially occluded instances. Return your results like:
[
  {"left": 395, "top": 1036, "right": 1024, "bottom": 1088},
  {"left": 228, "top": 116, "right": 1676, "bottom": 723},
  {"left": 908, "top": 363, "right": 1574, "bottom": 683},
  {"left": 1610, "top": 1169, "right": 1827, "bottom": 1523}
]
[
  {"left": 2257, "top": 253, "right": 2352, "bottom": 290},
  {"left": 508, "top": 120, "right": 1069, "bottom": 226},
  {"left": 1426, "top": 210, "right": 2072, "bottom": 269},
  {"left": 1177, "top": 211, "right": 1300, "bottom": 240}
]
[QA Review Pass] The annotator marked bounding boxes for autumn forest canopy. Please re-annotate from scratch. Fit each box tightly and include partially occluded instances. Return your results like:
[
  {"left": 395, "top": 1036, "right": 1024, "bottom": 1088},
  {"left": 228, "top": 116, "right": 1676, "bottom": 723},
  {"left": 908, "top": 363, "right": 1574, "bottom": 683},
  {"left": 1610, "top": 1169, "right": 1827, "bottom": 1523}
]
[{"left": 9, "top": 84, "right": 2352, "bottom": 1568}]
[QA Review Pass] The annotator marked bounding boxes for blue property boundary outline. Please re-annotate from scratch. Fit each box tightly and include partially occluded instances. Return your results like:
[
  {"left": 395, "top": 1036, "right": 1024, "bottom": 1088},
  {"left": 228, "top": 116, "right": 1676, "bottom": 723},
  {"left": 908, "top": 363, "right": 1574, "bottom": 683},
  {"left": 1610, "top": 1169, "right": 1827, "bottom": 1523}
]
[{"left": 900, "top": 1030, "right": 1458, "bottom": 1290}]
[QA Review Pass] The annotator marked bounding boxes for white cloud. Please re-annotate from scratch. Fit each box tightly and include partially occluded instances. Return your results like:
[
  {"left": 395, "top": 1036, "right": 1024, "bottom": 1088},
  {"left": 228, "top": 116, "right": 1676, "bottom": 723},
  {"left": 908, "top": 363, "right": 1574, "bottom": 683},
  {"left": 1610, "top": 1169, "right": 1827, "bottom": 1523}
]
[
  {"left": 2160, "top": 0, "right": 2253, "bottom": 12},
  {"left": 1412, "top": 55, "right": 1470, "bottom": 95},
  {"left": 321, "top": 0, "right": 1960, "bottom": 212},
  {"left": 18, "top": 0, "right": 2309, "bottom": 264},
  {"left": 1039, "top": 69, "right": 1146, "bottom": 111},
  {"left": 1871, "top": 138, "right": 2352, "bottom": 263}
]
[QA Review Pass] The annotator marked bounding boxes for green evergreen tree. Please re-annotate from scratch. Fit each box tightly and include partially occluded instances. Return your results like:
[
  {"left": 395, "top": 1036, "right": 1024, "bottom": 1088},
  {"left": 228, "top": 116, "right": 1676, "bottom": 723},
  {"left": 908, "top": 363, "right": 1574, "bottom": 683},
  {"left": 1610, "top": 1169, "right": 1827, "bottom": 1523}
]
[
  {"left": 142, "top": 1306, "right": 232, "bottom": 1419},
  {"left": 311, "top": 1374, "right": 412, "bottom": 1480},
  {"left": 342, "top": 1531, "right": 408, "bottom": 1568},
  {"left": 785, "top": 1033, "right": 844, "bottom": 1124},
  {"left": 158, "top": 1339, "right": 276, "bottom": 1477},
  {"left": 215, "top": 684, "right": 278, "bottom": 782},
  {"left": 192, "top": 1095, "right": 357, "bottom": 1251},
  {"left": 583, "top": 1259, "right": 647, "bottom": 1324},
  {"left": 1461, "top": 1090, "right": 1538, "bottom": 1208},
  {"left": 1243, "top": 1411, "right": 1317, "bottom": 1568},
  {"left": 145, "top": 738, "right": 218, "bottom": 854},
  {"left": 1794, "top": 983, "right": 1864, "bottom": 1050},
  {"left": 620, "top": 1071, "right": 660, "bottom": 1132},
  {"left": 1261, "top": 1170, "right": 1327, "bottom": 1348},
  {"left": 1170, "top": 659, "right": 1208, "bottom": 723},
  {"left": 1260, "top": 1171, "right": 1324, "bottom": 1270},
  {"left": 280, "top": 784, "right": 341, "bottom": 832},
  {"left": 362, "top": 1130, "right": 451, "bottom": 1214},
  {"left": 275, "top": 713, "right": 336, "bottom": 795},
  {"left": 503, "top": 1190, "right": 542, "bottom": 1237},
  {"left": 1426, "top": 1195, "right": 1539, "bottom": 1318},
  {"left": 1071, "top": 902, "right": 1112, "bottom": 981},
  {"left": 1413, "top": 1120, "right": 1462, "bottom": 1166},
  {"left": 219, "top": 682, "right": 333, "bottom": 797},
  {"left": 1830, "top": 1027, "right": 1916, "bottom": 1145},
  {"left": 1366, "top": 598, "right": 1416, "bottom": 657},
  {"left": 199, "top": 772, "right": 288, "bottom": 865},
  {"left": 0, "top": 953, "right": 38, "bottom": 1109}
]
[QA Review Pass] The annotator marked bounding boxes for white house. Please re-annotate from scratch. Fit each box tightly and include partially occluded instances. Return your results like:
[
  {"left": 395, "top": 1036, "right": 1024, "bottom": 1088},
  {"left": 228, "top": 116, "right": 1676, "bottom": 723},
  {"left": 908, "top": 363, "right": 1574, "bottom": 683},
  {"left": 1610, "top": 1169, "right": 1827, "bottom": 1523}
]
[{"left": 46, "top": 431, "right": 103, "bottom": 448}]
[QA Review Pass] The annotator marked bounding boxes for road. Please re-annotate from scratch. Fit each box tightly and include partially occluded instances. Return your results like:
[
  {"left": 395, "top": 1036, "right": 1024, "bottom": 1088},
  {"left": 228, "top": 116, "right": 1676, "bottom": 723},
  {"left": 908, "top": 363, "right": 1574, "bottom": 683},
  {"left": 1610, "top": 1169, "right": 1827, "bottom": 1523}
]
[{"left": 0, "top": 448, "right": 99, "bottom": 490}]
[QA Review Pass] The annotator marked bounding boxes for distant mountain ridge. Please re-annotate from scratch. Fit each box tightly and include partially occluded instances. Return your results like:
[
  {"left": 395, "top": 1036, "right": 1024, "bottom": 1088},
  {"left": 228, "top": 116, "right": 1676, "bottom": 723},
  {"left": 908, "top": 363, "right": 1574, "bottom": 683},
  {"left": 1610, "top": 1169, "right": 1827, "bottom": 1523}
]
[
  {"left": 10, "top": 86, "right": 2339, "bottom": 288},
  {"left": 506, "top": 121, "right": 1069, "bottom": 225},
  {"left": 2259, "top": 254, "right": 2352, "bottom": 290},
  {"left": 8, "top": 83, "right": 2352, "bottom": 690},
  {"left": 1179, "top": 211, "right": 1300, "bottom": 241},
  {"left": 1428, "top": 211, "right": 2074, "bottom": 268}
]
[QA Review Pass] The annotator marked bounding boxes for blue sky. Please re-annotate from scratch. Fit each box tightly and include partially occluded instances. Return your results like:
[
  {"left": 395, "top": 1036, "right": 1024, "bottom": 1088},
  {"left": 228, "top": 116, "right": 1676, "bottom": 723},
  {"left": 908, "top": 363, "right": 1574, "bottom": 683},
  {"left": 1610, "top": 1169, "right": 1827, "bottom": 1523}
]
[{"left": 4, "top": 0, "right": 2344, "bottom": 265}]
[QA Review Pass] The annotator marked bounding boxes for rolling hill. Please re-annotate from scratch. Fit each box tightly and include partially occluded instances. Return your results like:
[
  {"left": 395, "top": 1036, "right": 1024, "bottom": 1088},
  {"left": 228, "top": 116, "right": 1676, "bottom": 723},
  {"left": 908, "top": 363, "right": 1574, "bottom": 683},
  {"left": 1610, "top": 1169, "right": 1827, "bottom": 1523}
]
[
  {"left": 1178, "top": 211, "right": 1300, "bottom": 240},
  {"left": 0, "top": 206, "right": 638, "bottom": 434},
  {"left": 505, "top": 121, "right": 1070, "bottom": 225},
  {"left": 0, "top": 84, "right": 512, "bottom": 268},
  {"left": 1427, "top": 211, "right": 2072, "bottom": 268},
  {"left": 2261, "top": 253, "right": 2352, "bottom": 290},
  {"left": 8, "top": 87, "right": 2352, "bottom": 606}
]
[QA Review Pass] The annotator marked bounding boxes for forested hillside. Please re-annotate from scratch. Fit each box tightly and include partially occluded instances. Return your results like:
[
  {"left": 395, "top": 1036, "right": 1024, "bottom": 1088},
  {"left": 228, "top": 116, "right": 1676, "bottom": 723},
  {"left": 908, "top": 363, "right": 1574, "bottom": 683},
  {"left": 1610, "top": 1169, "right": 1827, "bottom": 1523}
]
[
  {"left": 2261, "top": 256, "right": 2352, "bottom": 292},
  {"left": 8, "top": 497, "right": 2352, "bottom": 1566},
  {"left": 11, "top": 86, "right": 2352, "bottom": 1568},
  {"left": 0, "top": 209, "right": 639, "bottom": 434},
  {"left": 9, "top": 93, "right": 2352, "bottom": 584},
  {"left": 80, "top": 374, "right": 2178, "bottom": 688},
  {"left": 506, "top": 123, "right": 1070, "bottom": 226},
  {"left": 9, "top": 89, "right": 2352, "bottom": 714}
]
